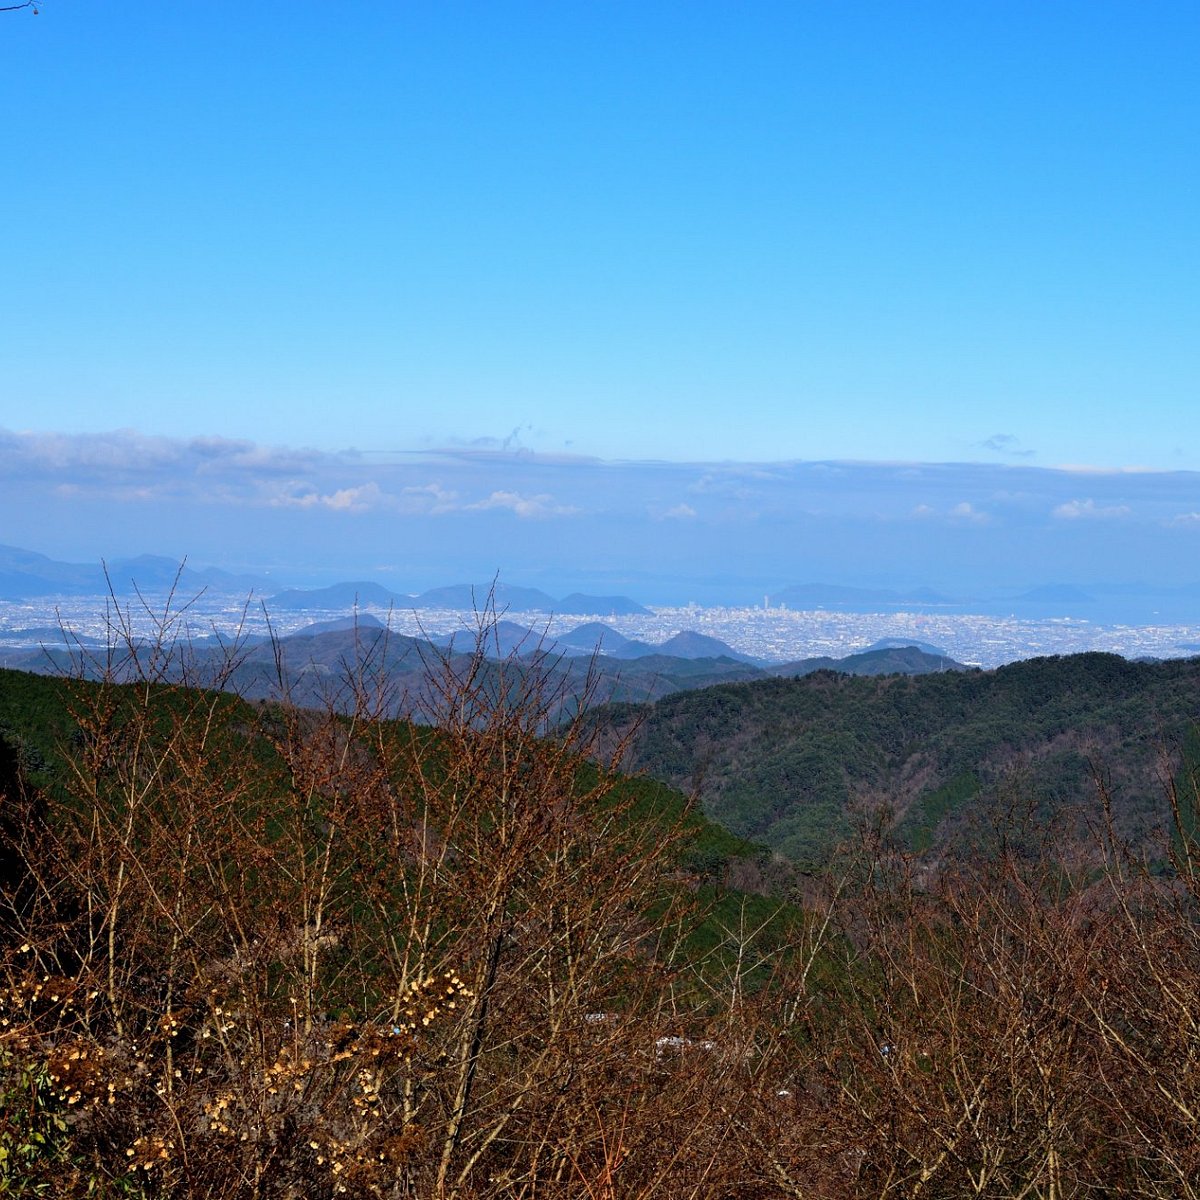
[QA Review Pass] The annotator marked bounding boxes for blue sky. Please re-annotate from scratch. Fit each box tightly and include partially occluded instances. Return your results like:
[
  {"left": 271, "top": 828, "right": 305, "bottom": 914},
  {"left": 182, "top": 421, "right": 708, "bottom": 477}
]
[{"left": 2, "top": 3, "right": 1198, "bottom": 599}]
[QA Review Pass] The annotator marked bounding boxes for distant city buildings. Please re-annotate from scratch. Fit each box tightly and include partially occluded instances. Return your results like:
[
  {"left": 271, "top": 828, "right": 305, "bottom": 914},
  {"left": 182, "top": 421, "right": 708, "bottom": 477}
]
[{"left": 2, "top": 593, "right": 1198, "bottom": 671}]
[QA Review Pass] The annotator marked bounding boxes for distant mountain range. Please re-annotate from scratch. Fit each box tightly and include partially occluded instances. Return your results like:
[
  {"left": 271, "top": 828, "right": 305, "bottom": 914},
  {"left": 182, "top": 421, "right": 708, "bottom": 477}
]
[
  {"left": 266, "top": 581, "right": 650, "bottom": 616},
  {"left": 0, "top": 546, "right": 652, "bottom": 616},
  {"left": 0, "top": 608, "right": 965, "bottom": 714},
  {"left": 266, "top": 582, "right": 401, "bottom": 610},
  {"left": 1, "top": 544, "right": 1194, "bottom": 626},
  {"left": 422, "top": 621, "right": 765, "bottom": 664},
  {"left": 0, "top": 544, "right": 268, "bottom": 597}
]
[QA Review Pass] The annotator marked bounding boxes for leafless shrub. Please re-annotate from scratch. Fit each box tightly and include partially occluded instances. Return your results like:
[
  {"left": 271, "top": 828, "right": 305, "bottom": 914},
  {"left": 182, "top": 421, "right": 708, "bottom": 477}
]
[{"left": 1, "top": 598, "right": 750, "bottom": 1198}]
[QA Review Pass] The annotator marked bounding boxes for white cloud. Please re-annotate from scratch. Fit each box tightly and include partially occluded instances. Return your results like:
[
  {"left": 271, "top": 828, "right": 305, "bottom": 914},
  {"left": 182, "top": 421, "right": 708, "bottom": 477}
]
[
  {"left": 464, "top": 490, "right": 579, "bottom": 519},
  {"left": 910, "top": 501, "right": 987, "bottom": 522},
  {"left": 2, "top": 428, "right": 180, "bottom": 473},
  {"left": 949, "top": 501, "right": 988, "bottom": 522},
  {"left": 1052, "top": 463, "right": 1168, "bottom": 475},
  {"left": 430, "top": 446, "right": 601, "bottom": 467},
  {"left": 661, "top": 503, "right": 697, "bottom": 519},
  {"left": 687, "top": 476, "right": 755, "bottom": 501},
  {"left": 189, "top": 436, "right": 321, "bottom": 475},
  {"left": 1052, "top": 498, "right": 1131, "bottom": 520},
  {"left": 0, "top": 428, "right": 323, "bottom": 480},
  {"left": 322, "top": 483, "right": 383, "bottom": 512},
  {"left": 686, "top": 465, "right": 783, "bottom": 498},
  {"left": 980, "top": 433, "right": 1035, "bottom": 458},
  {"left": 399, "top": 483, "right": 460, "bottom": 514},
  {"left": 271, "top": 482, "right": 385, "bottom": 513},
  {"left": 1170, "top": 511, "right": 1200, "bottom": 526}
]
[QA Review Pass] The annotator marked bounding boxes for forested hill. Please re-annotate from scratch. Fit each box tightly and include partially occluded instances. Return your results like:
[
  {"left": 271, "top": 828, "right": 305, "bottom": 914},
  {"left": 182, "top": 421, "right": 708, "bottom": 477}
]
[
  {"left": 596, "top": 651, "right": 1200, "bottom": 867},
  {"left": 0, "top": 664, "right": 754, "bottom": 885}
]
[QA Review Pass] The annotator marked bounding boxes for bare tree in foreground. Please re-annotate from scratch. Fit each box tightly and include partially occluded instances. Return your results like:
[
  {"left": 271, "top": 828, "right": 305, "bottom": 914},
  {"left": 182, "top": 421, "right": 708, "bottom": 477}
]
[{"left": 0, "top": 605, "right": 748, "bottom": 1197}]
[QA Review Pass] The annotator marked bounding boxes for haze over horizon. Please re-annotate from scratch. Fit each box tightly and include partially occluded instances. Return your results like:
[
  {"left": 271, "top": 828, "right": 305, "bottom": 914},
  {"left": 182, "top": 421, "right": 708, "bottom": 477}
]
[
  {"left": 3, "top": 5, "right": 1198, "bottom": 605},
  {"left": 3, "top": 430, "right": 1200, "bottom": 612}
]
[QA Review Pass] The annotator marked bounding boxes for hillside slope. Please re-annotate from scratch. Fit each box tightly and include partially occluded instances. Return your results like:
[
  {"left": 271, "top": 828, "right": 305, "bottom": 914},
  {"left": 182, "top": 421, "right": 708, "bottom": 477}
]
[{"left": 598, "top": 652, "right": 1200, "bottom": 866}]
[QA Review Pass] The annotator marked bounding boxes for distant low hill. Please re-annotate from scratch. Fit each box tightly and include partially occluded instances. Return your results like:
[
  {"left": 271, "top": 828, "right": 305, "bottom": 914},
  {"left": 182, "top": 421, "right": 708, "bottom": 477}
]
[
  {"left": 430, "top": 620, "right": 562, "bottom": 658},
  {"left": 548, "top": 623, "right": 763, "bottom": 664},
  {"left": 411, "top": 583, "right": 560, "bottom": 611},
  {"left": 773, "top": 644, "right": 963, "bottom": 677},
  {"left": 266, "top": 582, "right": 407, "bottom": 610},
  {"left": 617, "top": 630, "right": 760, "bottom": 663},
  {"left": 866, "top": 637, "right": 950, "bottom": 656},
  {"left": 556, "top": 593, "right": 651, "bottom": 616},
  {"left": 554, "top": 622, "right": 634, "bottom": 653},
  {"left": 289, "top": 613, "right": 389, "bottom": 637}
]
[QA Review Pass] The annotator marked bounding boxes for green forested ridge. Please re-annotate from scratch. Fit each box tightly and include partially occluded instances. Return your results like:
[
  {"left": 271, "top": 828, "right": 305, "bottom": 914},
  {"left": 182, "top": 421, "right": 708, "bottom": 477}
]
[
  {"left": 0, "top": 664, "right": 753, "bottom": 879},
  {"left": 0, "top": 664, "right": 771, "bottom": 997},
  {"left": 0, "top": 664, "right": 86, "bottom": 792},
  {"left": 8, "top": 648, "right": 1198, "bottom": 877},
  {"left": 599, "top": 650, "right": 1200, "bottom": 866}
]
